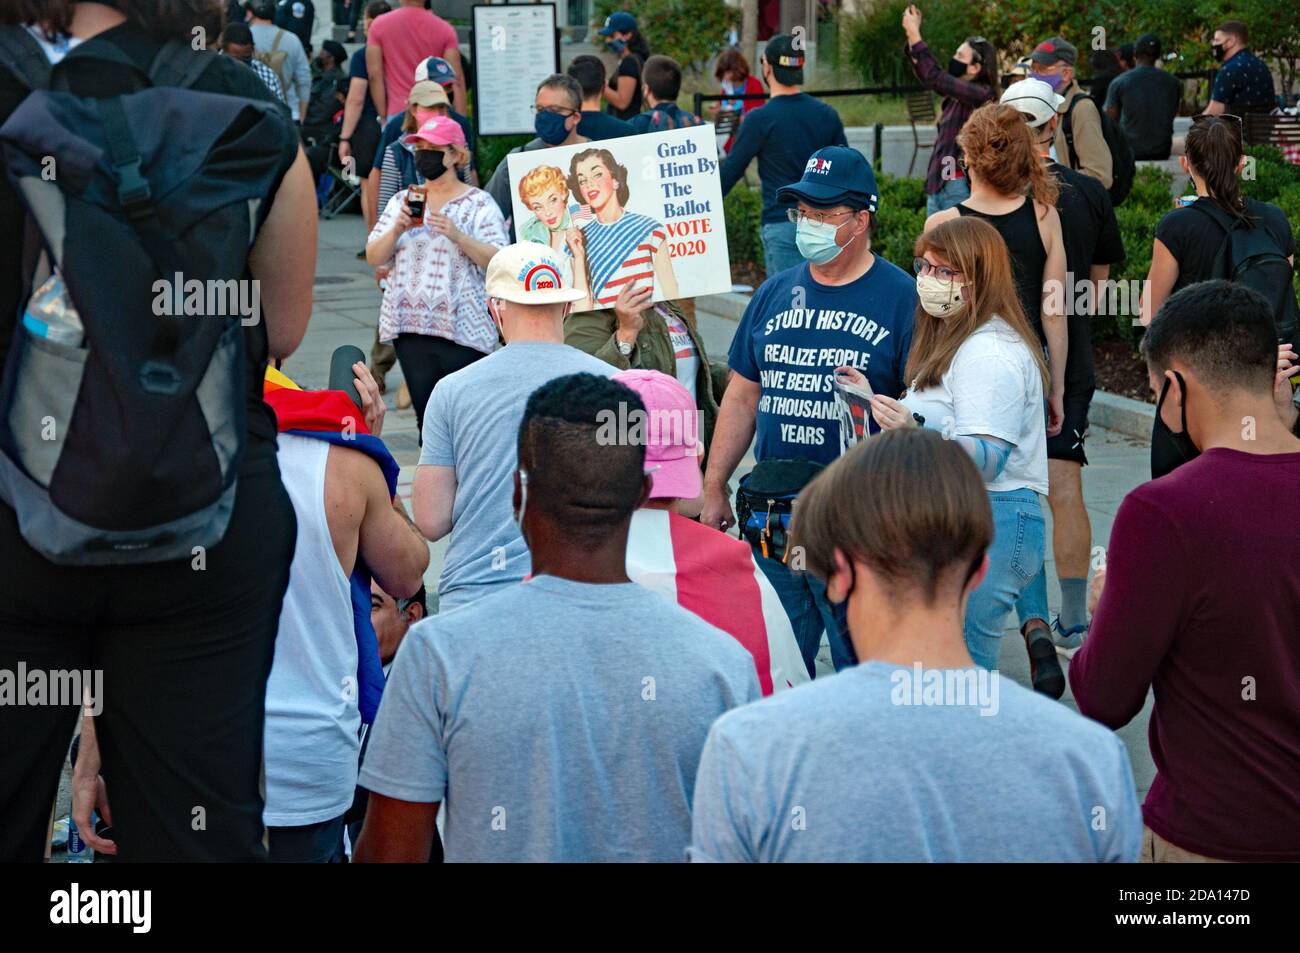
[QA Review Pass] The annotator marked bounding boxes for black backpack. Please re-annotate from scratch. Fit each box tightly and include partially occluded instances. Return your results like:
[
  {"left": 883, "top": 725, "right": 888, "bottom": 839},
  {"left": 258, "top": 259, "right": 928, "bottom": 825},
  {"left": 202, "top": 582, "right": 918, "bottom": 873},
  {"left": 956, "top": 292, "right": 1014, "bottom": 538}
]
[
  {"left": 1062, "top": 92, "right": 1135, "bottom": 207},
  {"left": 1190, "top": 199, "right": 1300, "bottom": 344},
  {"left": 0, "top": 28, "right": 293, "bottom": 565}
]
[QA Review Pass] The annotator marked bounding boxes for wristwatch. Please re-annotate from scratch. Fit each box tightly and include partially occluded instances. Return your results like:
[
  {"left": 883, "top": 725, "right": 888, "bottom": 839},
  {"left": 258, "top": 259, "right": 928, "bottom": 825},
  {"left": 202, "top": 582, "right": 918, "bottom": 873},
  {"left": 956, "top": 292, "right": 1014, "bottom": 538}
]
[{"left": 616, "top": 338, "right": 634, "bottom": 356}]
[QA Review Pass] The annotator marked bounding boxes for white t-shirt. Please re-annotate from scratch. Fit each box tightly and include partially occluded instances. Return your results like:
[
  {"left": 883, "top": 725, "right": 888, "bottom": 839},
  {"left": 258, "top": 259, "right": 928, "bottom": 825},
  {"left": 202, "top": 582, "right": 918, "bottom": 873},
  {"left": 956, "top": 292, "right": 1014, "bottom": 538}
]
[
  {"left": 901, "top": 316, "right": 1048, "bottom": 494},
  {"left": 659, "top": 306, "right": 699, "bottom": 401},
  {"left": 25, "top": 26, "right": 83, "bottom": 64}
]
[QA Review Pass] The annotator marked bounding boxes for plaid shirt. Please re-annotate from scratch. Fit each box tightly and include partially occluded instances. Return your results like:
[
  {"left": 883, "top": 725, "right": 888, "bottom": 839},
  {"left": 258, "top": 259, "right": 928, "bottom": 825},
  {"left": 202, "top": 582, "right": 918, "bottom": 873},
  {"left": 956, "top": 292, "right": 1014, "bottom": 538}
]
[
  {"left": 246, "top": 57, "right": 287, "bottom": 106},
  {"left": 905, "top": 41, "right": 995, "bottom": 195}
]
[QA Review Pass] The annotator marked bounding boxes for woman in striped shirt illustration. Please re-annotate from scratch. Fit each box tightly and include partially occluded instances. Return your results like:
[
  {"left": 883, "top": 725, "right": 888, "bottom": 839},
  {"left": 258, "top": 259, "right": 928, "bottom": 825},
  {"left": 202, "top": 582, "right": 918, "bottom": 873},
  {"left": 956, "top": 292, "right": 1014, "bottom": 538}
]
[{"left": 565, "top": 148, "right": 679, "bottom": 310}]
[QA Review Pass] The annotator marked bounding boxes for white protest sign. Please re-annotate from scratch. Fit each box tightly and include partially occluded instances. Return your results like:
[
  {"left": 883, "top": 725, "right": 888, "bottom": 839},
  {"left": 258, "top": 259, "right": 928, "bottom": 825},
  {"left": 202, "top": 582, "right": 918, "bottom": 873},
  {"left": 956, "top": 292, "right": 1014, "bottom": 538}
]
[{"left": 505, "top": 124, "right": 731, "bottom": 310}]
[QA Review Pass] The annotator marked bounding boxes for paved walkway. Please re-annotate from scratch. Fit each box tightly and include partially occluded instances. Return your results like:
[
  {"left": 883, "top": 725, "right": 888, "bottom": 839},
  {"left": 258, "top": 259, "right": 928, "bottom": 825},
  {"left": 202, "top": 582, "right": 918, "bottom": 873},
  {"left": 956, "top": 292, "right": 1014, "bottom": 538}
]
[{"left": 304, "top": 212, "right": 1159, "bottom": 798}]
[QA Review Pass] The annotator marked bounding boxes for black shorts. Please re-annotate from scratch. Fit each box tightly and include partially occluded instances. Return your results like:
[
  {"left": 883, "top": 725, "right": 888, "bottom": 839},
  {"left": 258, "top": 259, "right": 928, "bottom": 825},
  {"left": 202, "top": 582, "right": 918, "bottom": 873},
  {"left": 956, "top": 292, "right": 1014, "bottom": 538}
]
[
  {"left": 1046, "top": 386, "right": 1094, "bottom": 465},
  {"left": 350, "top": 115, "right": 382, "bottom": 178}
]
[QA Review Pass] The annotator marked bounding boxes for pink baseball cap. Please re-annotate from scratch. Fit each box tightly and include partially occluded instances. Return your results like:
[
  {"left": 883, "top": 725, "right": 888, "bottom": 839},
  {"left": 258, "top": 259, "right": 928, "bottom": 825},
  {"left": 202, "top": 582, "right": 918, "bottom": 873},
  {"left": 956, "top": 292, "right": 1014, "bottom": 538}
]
[
  {"left": 401, "top": 115, "right": 466, "bottom": 149},
  {"left": 612, "top": 370, "right": 703, "bottom": 501}
]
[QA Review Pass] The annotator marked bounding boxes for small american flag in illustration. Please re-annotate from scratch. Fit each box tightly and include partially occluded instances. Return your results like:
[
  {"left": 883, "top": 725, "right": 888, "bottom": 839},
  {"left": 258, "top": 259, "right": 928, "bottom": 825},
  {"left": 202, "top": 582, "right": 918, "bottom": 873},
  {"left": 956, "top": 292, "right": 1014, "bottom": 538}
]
[{"left": 571, "top": 204, "right": 594, "bottom": 225}]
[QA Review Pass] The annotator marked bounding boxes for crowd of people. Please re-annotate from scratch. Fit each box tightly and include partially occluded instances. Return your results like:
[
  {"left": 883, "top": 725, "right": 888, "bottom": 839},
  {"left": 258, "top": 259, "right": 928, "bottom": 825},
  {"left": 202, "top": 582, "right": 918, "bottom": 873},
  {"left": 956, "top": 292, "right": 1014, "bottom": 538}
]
[{"left": 0, "top": 0, "right": 1297, "bottom": 866}]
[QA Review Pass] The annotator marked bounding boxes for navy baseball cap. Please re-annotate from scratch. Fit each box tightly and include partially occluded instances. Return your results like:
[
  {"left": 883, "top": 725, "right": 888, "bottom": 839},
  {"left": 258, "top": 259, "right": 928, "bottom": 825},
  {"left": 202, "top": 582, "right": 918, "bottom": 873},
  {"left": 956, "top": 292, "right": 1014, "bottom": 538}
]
[
  {"left": 776, "top": 146, "right": 880, "bottom": 213},
  {"left": 414, "top": 56, "right": 456, "bottom": 87},
  {"left": 598, "top": 12, "right": 637, "bottom": 36}
]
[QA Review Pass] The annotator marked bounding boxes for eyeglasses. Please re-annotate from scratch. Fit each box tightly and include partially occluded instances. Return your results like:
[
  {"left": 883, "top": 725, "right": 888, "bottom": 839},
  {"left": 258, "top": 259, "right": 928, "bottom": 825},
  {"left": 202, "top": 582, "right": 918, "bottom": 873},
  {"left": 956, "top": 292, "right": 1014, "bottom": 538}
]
[
  {"left": 531, "top": 104, "right": 577, "bottom": 117},
  {"left": 913, "top": 257, "right": 962, "bottom": 282},
  {"left": 787, "top": 207, "right": 857, "bottom": 226}
]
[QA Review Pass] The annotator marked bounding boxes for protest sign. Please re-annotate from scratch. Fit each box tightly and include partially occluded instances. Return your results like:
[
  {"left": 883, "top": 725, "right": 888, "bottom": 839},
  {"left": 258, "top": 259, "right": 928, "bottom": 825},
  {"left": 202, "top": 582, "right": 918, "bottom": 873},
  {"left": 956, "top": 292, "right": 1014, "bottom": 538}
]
[{"left": 505, "top": 124, "right": 731, "bottom": 310}]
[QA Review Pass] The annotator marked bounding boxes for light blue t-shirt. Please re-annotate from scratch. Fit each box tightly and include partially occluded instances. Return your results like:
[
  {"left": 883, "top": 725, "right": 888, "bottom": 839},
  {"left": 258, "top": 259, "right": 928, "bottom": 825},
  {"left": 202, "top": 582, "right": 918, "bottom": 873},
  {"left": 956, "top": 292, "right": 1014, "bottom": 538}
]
[
  {"left": 690, "top": 660, "right": 1141, "bottom": 862},
  {"left": 419, "top": 341, "right": 614, "bottom": 608},
  {"left": 358, "top": 575, "right": 762, "bottom": 862}
]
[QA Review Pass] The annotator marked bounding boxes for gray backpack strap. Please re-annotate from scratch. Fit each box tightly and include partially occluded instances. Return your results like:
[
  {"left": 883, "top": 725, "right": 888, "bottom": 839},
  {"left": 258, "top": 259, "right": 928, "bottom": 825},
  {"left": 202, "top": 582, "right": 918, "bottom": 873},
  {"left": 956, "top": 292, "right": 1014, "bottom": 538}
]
[
  {"left": 147, "top": 38, "right": 217, "bottom": 89},
  {"left": 0, "top": 24, "right": 52, "bottom": 91}
]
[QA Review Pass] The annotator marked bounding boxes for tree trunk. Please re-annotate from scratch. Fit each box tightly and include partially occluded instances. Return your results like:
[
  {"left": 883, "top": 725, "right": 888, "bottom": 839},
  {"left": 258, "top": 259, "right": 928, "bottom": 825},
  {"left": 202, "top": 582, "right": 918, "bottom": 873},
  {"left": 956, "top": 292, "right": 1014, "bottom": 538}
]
[{"left": 741, "top": 0, "right": 758, "bottom": 68}]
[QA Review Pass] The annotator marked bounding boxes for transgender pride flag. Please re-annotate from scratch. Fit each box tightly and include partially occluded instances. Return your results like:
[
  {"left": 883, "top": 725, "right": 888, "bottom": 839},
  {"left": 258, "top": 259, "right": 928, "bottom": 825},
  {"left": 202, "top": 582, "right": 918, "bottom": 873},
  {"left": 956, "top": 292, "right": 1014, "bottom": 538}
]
[{"left": 626, "top": 509, "right": 810, "bottom": 695}]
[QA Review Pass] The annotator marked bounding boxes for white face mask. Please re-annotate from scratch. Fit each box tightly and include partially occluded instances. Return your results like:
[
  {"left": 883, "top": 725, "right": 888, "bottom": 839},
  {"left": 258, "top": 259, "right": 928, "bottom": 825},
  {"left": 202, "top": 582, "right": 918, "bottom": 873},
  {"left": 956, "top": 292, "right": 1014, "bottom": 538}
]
[{"left": 916, "top": 273, "right": 967, "bottom": 317}]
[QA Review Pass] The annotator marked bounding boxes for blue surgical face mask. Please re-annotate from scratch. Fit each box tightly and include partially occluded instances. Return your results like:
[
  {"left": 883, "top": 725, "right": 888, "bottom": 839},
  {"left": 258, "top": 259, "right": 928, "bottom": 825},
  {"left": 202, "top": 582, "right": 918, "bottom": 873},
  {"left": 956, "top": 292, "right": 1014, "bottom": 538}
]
[
  {"left": 608, "top": 38, "right": 627, "bottom": 54},
  {"left": 534, "top": 109, "right": 570, "bottom": 145},
  {"left": 1038, "top": 70, "right": 1066, "bottom": 91},
  {"left": 796, "top": 216, "right": 854, "bottom": 265}
]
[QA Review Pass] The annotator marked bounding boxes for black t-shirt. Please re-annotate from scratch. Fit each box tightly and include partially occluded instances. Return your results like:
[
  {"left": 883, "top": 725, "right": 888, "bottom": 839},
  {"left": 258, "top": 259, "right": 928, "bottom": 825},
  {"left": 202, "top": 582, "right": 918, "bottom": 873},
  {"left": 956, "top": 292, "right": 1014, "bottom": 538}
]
[
  {"left": 606, "top": 53, "right": 643, "bottom": 121},
  {"left": 0, "top": 23, "right": 299, "bottom": 464},
  {"left": 1104, "top": 65, "right": 1182, "bottom": 160},
  {"left": 1050, "top": 162, "right": 1126, "bottom": 392},
  {"left": 1155, "top": 197, "right": 1297, "bottom": 294}
]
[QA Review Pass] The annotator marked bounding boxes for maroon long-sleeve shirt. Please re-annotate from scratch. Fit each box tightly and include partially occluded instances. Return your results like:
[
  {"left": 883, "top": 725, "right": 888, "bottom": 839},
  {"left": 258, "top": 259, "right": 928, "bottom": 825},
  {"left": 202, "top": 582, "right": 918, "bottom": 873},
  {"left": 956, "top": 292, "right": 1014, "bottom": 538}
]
[{"left": 1070, "top": 447, "right": 1300, "bottom": 861}]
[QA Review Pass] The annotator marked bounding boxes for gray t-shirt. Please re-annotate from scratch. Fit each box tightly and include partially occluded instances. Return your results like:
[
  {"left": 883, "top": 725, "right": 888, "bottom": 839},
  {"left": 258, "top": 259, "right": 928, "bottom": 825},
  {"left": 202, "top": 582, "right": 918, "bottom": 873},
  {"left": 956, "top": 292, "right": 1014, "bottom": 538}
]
[
  {"left": 419, "top": 341, "right": 614, "bottom": 608},
  {"left": 359, "top": 574, "right": 762, "bottom": 861},
  {"left": 690, "top": 661, "right": 1142, "bottom": 862},
  {"left": 1104, "top": 65, "right": 1182, "bottom": 160}
]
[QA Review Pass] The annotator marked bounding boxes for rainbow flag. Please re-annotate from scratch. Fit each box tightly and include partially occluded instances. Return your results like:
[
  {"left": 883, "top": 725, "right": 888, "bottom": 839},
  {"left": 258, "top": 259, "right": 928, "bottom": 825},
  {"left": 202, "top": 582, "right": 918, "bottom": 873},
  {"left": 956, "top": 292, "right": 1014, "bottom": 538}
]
[{"left": 263, "top": 367, "right": 399, "bottom": 723}]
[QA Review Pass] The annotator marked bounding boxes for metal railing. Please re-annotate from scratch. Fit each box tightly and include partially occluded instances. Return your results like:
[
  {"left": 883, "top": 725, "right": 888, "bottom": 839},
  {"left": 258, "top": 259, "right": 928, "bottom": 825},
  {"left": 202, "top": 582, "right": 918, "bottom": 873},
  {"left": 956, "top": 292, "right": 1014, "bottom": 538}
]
[{"left": 694, "top": 69, "right": 1220, "bottom": 168}]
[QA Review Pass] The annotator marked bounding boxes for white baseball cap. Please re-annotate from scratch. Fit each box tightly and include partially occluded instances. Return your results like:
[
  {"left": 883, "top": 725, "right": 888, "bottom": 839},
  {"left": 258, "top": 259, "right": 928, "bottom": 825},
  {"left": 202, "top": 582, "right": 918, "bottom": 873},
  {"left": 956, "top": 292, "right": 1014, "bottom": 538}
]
[
  {"left": 485, "top": 242, "right": 586, "bottom": 305},
  {"left": 1000, "top": 78, "right": 1064, "bottom": 127}
]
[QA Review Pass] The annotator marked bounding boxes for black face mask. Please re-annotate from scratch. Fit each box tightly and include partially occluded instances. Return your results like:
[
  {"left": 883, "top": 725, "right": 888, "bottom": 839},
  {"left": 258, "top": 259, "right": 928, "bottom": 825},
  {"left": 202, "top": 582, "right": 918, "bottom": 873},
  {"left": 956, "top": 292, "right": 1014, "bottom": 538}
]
[
  {"left": 414, "top": 149, "right": 448, "bottom": 181},
  {"left": 830, "top": 562, "right": 860, "bottom": 667},
  {"left": 947, "top": 57, "right": 970, "bottom": 79},
  {"left": 1212, "top": 43, "right": 1227, "bottom": 62},
  {"left": 1152, "top": 371, "right": 1200, "bottom": 477}
]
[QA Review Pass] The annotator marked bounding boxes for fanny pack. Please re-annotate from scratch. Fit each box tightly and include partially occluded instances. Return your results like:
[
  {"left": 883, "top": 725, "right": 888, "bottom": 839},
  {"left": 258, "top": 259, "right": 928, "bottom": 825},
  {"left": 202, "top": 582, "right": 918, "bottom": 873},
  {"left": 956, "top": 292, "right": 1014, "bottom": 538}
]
[{"left": 736, "top": 459, "right": 825, "bottom": 562}]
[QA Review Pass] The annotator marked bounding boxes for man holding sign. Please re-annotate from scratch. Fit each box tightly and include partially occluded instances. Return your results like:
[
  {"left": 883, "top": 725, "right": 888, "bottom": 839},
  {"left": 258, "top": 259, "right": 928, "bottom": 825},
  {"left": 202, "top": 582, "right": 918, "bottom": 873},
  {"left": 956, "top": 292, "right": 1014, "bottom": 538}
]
[{"left": 702, "top": 147, "right": 916, "bottom": 677}]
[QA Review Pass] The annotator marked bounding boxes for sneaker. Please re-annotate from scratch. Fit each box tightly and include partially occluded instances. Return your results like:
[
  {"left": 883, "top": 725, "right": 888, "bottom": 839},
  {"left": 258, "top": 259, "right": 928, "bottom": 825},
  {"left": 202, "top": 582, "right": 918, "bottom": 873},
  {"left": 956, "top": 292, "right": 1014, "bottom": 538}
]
[
  {"left": 1024, "top": 622, "right": 1065, "bottom": 699},
  {"left": 1051, "top": 618, "right": 1087, "bottom": 659}
]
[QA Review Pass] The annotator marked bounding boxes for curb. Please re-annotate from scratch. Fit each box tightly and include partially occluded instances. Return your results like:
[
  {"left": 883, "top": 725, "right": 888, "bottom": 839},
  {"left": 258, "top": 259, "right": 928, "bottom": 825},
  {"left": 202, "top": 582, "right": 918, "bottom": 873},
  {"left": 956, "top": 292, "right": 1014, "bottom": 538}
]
[
  {"left": 696, "top": 292, "right": 1155, "bottom": 443},
  {"left": 1088, "top": 390, "right": 1154, "bottom": 442}
]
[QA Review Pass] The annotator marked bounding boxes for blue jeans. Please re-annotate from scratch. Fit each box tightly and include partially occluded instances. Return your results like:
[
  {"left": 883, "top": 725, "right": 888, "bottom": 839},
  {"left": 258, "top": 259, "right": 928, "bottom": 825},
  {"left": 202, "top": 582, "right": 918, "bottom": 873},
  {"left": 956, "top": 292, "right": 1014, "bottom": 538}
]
[
  {"left": 760, "top": 220, "right": 802, "bottom": 276},
  {"left": 1015, "top": 563, "right": 1052, "bottom": 631},
  {"left": 751, "top": 546, "right": 854, "bottom": 676},
  {"left": 925, "top": 176, "right": 971, "bottom": 215},
  {"left": 964, "top": 489, "right": 1046, "bottom": 670}
]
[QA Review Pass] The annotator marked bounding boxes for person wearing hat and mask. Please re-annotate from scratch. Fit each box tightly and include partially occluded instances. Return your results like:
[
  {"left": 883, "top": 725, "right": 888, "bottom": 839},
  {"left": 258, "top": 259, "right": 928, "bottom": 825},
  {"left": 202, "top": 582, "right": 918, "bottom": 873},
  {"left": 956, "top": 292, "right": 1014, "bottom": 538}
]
[
  {"left": 901, "top": 4, "right": 1000, "bottom": 214},
  {"left": 1104, "top": 34, "right": 1181, "bottom": 161},
  {"left": 375, "top": 79, "right": 457, "bottom": 218},
  {"left": 703, "top": 146, "right": 916, "bottom": 678},
  {"left": 409, "top": 243, "right": 617, "bottom": 611},
  {"left": 357, "top": 371, "right": 758, "bottom": 863},
  {"left": 617, "top": 370, "right": 810, "bottom": 696},
  {"left": 598, "top": 11, "right": 651, "bottom": 121},
  {"left": 1001, "top": 78, "right": 1125, "bottom": 665},
  {"left": 366, "top": 115, "right": 505, "bottom": 432},
  {"left": 375, "top": 56, "right": 476, "bottom": 199},
  {"left": 719, "top": 34, "right": 848, "bottom": 277},
  {"left": 1030, "top": 36, "right": 1113, "bottom": 190}
]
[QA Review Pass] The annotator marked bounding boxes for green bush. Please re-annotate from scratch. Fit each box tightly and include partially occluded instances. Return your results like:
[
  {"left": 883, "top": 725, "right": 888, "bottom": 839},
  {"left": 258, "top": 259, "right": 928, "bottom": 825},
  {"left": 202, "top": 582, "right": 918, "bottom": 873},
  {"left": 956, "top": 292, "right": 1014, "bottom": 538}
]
[
  {"left": 872, "top": 173, "right": 928, "bottom": 271},
  {"left": 474, "top": 134, "right": 533, "bottom": 186},
  {"left": 839, "top": 0, "right": 983, "bottom": 88},
  {"left": 723, "top": 185, "right": 763, "bottom": 274},
  {"left": 591, "top": 0, "right": 733, "bottom": 72}
]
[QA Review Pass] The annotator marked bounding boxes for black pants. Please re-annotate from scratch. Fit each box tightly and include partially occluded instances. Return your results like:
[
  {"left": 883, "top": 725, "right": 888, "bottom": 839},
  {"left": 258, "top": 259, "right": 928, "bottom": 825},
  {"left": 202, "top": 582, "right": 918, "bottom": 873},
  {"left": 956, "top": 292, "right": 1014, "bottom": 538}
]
[
  {"left": 268, "top": 814, "right": 346, "bottom": 863},
  {"left": 393, "top": 333, "right": 487, "bottom": 436},
  {"left": 0, "top": 457, "right": 296, "bottom": 862}
]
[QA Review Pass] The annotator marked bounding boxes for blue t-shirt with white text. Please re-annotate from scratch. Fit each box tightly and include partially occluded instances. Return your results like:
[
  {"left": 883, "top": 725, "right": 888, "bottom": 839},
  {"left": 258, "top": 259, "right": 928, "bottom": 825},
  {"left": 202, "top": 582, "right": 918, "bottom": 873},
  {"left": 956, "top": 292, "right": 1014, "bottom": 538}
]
[{"left": 728, "top": 257, "right": 916, "bottom": 466}]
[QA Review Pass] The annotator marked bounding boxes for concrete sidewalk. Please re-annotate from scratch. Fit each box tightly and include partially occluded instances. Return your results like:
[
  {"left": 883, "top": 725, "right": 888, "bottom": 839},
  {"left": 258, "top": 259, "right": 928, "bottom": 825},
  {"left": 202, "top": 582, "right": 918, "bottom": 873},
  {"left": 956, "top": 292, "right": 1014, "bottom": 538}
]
[{"left": 299, "top": 212, "right": 1159, "bottom": 797}]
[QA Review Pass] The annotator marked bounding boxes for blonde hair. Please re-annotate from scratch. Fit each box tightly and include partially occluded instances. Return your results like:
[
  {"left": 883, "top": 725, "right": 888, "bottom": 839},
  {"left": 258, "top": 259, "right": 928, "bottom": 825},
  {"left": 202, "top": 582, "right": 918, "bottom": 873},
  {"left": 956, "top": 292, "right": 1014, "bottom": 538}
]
[
  {"left": 907, "top": 216, "right": 1049, "bottom": 392},
  {"left": 518, "top": 165, "right": 569, "bottom": 206}
]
